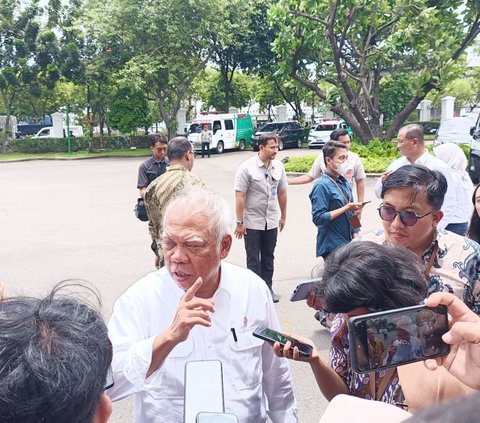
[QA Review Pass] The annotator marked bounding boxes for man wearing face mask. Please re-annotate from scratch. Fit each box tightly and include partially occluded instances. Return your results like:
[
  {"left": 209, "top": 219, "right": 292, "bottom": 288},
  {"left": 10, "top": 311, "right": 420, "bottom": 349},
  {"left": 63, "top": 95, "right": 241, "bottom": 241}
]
[{"left": 310, "top": 141, "right": 364, "bottom": 259}]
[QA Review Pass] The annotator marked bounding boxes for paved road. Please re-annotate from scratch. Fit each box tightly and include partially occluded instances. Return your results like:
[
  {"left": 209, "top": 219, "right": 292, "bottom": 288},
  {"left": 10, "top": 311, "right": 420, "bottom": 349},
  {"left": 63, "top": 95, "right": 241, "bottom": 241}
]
[{"left": 0, "top": 148, "right": 382, "bottom": 422}]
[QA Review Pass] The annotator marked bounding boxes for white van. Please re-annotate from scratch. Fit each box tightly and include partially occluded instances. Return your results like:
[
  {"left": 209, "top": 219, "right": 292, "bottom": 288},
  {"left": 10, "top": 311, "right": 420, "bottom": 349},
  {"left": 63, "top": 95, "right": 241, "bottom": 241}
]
[
  {"left": 187, "top": 113, "right": 253, "bottom": 153},
  {"left": 34, "top": 125, "right": 84, "bottom": 138}
]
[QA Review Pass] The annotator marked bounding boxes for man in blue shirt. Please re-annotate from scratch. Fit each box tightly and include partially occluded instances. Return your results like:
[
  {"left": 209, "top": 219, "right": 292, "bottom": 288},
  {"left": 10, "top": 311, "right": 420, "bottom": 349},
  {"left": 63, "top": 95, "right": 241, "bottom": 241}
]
[{"left": 310, "top": 141, "right": 363, "bottom": 259}]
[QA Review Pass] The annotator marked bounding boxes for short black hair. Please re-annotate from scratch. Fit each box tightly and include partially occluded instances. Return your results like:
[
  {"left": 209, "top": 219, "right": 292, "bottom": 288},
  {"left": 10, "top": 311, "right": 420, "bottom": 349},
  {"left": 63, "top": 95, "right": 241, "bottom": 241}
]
[
  {"left": 149, "top": 134, "right": 168, "bottom": 147},
  {"left": 258, "top": 132, "right": 279, "bottom": 147},
  {"left": 322, "top": 141, "right": 348, "bottom": 166},
  {"left": 0, "top": 282, "right": 112, "bottom": 423},
  {"left": 381, "top": 165, "right": 447, "bottom": 210},
  {"left": 330, "top": 128, "right": 349, "bottom": 140},
  {"left": 167, "top": 136, "right": 192, "bottom": 160},
  {"left": 317, "top": 241, "right": 427, "bottom": 313},
  {"left": 467, "top": 184, "right": 480, "bottom": 244}
]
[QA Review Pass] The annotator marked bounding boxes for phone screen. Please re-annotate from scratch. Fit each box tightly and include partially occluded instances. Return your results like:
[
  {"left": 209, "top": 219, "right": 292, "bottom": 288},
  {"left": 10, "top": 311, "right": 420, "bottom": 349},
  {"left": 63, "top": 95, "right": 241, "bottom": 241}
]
[
  {"left": 348, "top": 305, "right": 449, "bottom": 373},
  {"left": 253, "top": 326, "right": 313, "bottom": 357},
  {"left": 184, "top": 360, "right": 224, "bottom": 423}
]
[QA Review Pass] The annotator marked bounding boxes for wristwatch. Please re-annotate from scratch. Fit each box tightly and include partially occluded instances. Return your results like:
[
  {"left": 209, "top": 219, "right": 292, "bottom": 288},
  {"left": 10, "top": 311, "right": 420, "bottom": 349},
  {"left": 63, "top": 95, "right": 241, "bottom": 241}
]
[{"left": 236, "top": 220, "right": 244, "bottom": 226}]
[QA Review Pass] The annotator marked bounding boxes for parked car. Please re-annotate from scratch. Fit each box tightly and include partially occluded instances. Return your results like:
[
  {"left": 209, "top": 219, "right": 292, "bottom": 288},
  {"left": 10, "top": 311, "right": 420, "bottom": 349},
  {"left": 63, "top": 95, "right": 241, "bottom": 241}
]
[
  {"left": 433, "top": 113, "right": 478, "bottom": 146},
  {"left": 308, "top": 119, "right": 352, "bottom": 148},
  {"left": 250, "top": 121, "right": 304, "bottom": 151},
  {"left": 469, "top": 114, "right": 480, "bottom": 183}
]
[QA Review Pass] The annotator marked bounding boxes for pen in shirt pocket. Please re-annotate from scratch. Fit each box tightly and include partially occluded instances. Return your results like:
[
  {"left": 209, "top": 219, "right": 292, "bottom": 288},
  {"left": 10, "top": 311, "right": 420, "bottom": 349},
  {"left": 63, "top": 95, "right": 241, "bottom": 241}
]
[{"left": 230, "top": 328, "right": 238, "bottom": 342}]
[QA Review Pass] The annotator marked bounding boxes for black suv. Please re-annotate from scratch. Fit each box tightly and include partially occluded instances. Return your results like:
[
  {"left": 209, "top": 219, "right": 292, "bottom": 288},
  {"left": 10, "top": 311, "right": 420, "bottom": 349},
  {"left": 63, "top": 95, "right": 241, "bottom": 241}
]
[
  {"left": 470, "top": 115, "right": 480, "bottom": 183},
  {"left": 251, "top": 121, "right": 305, "bottom": 151}
]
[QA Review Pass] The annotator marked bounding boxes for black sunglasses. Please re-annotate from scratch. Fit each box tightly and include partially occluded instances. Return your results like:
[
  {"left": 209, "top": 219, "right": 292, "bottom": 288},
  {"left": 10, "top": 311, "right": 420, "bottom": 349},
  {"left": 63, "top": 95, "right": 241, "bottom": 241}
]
[{"left": 377, "top": 204, "right": 438, "bottom": 227}]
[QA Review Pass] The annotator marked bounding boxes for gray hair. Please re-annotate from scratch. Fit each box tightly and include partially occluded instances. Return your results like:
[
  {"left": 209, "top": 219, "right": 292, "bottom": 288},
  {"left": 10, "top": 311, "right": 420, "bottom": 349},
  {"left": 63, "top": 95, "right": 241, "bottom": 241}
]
[
  {"left": 167, "top": 136, "right": 192, "bottom": 160},
  {"left": 401, "top": 124, "right": 424, "bottom": 144},
  {"left": 0, "top": 281, "right": 112, "bottom": 423},
  {"left": 164, "top": 187, "right": 234, "bottom": 248}
]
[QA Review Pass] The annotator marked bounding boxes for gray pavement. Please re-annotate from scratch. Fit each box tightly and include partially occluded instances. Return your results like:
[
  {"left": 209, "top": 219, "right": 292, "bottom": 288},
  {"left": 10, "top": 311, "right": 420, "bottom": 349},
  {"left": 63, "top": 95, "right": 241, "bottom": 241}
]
[{"left": 0, "top": 148, "right": 382, "bottom": 422}]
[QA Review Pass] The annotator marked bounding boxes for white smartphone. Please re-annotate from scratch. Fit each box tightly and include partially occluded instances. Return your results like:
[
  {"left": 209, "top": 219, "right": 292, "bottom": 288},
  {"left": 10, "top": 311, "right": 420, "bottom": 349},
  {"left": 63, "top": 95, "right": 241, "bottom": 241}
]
[
  {"left": 290, "top": 279, "right": 319, "bottom": 302},
  {"left": 196, "top": 412, "right": 239, "bottom": 423},
  {"left": 184, "top": 360, "right": 225, "bottom": 423}
]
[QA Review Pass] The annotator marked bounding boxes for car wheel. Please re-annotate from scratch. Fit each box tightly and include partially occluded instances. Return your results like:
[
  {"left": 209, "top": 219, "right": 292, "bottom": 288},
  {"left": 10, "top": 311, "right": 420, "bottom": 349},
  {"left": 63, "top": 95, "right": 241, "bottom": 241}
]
[
  {"left": 278, "top": 140, "right": 284, "bottom": 151},
  {"left": 297, "top": 138, "right": 302, "bottom": 148},
  {"left": 216, "top": 141, "right": 224, "bottom": 154},
  {"left": 238, "top": 140, "right": 246, "bottom": 151}
]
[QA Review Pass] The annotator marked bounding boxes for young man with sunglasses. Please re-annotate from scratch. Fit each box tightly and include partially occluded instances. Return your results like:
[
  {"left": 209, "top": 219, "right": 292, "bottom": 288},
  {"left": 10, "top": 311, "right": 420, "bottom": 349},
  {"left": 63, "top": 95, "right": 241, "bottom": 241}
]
[{"left": 363, "top": 165, "right": 480, "bottom": 313}]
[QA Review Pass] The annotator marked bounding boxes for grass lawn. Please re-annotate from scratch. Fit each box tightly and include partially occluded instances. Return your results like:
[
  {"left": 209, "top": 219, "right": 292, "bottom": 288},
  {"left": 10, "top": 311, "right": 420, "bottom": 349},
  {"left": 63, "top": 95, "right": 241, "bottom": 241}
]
[{"left": 0, "top": 148, "right": 151, "bottom": 161}]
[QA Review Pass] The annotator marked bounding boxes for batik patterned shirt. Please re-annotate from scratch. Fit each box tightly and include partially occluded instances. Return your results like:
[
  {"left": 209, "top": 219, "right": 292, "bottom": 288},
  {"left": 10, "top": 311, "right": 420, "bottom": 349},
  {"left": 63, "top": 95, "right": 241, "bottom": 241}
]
[
  {"left": 329, "top": 314, "right": 405, "bottom": 406},
  {"left": 361, "top": 229, "right": 480, "bottom": 314}
]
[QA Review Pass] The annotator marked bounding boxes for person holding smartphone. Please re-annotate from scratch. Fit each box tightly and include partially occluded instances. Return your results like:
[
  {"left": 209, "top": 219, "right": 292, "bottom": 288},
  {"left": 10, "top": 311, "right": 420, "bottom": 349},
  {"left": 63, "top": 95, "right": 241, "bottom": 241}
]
[{"left": 271, "top": 241, "right": 472, "bottom": 412}]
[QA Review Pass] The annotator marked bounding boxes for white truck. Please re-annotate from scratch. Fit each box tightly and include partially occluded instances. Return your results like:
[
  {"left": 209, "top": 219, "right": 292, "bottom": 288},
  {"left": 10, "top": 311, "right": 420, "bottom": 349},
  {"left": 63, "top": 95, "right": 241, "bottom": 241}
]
[
  {"left": 34, "top": 125, "right": 84, "bottom": 138},
  {"left": 187, "top": 113, "right": 253, "bottom": 153}
]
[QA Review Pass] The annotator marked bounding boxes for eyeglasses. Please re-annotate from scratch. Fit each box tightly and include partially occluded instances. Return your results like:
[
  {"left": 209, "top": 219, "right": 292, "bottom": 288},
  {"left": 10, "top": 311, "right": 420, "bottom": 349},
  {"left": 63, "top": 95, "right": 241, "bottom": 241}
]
[
  {"left": 377, "top": 205, "right": 438, "bottom": 226},
  {"left": 188, "top": 150, "right": 196, "bottom": 158}
]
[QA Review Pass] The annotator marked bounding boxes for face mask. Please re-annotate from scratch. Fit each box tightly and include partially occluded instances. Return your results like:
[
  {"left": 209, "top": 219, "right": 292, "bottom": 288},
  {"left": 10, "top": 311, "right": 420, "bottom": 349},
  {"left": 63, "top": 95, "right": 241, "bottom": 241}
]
[{"left": 332, "top": 160, "right": 349, "bottom": 176}]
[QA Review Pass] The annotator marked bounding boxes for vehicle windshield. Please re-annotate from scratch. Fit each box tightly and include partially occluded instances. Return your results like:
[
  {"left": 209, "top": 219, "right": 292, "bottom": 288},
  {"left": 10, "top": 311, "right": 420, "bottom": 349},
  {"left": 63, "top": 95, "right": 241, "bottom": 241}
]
[
  {"left": 258, "top": 123, "right": 283, "bottom": 132},
  {"left": 189, "top": 123, "right": 211, "bottom": 134},
  {"left": 314, "top": 123, "right": 338, "bottom": 131}
]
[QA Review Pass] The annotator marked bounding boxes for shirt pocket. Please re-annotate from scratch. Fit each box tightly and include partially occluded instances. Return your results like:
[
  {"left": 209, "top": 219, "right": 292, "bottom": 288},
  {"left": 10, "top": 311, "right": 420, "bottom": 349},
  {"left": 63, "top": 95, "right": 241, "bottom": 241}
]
[
  {"left": 147, "top": 338, "right": 193, "bottom": 399},
  {"left": 228, "top": 327, "right": 264, "bottom": 390}
]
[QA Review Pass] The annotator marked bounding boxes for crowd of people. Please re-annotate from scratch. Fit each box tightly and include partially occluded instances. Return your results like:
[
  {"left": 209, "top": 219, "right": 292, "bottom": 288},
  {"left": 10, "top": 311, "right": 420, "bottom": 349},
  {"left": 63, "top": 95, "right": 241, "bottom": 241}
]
[{"left": 2, "top": 124, "right": 480, "bottom": 422}]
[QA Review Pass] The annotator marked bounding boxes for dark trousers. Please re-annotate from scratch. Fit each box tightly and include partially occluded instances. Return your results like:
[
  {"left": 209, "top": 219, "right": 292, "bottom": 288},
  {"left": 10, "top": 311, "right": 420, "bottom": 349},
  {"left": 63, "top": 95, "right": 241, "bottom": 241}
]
[
  {"left": 244, "top": 227, "right": 278, "bottom": 289},
  {"left": 201, "top": 142, "right": 210, "bottom": 158}
]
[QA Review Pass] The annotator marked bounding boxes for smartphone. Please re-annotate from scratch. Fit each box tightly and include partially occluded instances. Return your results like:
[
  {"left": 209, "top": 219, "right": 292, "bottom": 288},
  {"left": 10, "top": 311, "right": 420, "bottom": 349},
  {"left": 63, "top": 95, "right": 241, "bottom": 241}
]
[
  {"left": 253, "top": 326, "right": 313, "bottom": 357},
  {"left": 196, "top": 413, "right": 239, "bottom": 423},
  {"left": 290, "top": 279, "right": 319, "bottom": 302},
  {"left": 348, "top": 305, "right": 450, "bottom": 374},
  {"left": 184, "top": 360, "right": 224, "bottom": 423}
]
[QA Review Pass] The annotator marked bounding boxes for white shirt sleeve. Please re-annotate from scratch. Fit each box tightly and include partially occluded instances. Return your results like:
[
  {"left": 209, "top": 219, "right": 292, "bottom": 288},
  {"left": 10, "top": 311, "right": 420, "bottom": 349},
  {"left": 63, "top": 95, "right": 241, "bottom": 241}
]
[{"left": 308, "top": 153, "right": 324, "bottom": 179}]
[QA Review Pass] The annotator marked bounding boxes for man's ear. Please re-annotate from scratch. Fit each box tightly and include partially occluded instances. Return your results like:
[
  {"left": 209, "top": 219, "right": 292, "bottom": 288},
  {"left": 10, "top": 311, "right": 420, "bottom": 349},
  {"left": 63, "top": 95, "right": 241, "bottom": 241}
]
[
  {"left": 432, "top": 210, "right": 444, "bottom": 227},
  {"left": 91, "top": 394, "right": 112, "bottom": 423},
  {"left": 220, "top": 235, "right": 232, "bottom": 259}
]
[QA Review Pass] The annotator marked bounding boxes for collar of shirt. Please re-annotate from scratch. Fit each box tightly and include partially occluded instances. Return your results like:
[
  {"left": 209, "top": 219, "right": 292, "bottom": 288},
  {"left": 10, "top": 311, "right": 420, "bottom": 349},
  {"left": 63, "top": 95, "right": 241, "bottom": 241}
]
[
  {"left": 165, "top": 164, "right": 188, "bottom": 172},
  {"left": 254, "top": 154, "right": 274, "bottom": 171},
  {"left": 324, "top": 170, "right": 347, "bottom": 183}
]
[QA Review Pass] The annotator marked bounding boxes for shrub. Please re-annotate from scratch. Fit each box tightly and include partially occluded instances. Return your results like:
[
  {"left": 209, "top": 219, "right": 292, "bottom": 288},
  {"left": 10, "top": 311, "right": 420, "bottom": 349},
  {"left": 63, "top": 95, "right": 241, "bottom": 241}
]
[{"left": 284, "top": 139, "right": 400, "bottom": 174}]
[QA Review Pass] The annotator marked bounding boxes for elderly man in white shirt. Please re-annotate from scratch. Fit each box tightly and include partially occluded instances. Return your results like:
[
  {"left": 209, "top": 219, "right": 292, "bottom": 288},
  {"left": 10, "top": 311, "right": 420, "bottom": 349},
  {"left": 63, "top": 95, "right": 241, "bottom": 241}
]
[
  {"left": 107, "top": 187, "right": 298, "bottom": 423},
  {"left": 374, "top": 124, "right": 463, "bottom": 234}
]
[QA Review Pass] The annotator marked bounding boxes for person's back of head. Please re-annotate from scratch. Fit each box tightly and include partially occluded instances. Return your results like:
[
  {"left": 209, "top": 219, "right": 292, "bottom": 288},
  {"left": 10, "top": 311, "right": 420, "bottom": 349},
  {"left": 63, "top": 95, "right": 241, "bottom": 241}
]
[
  {"left": 0, "top": 282, "right": 112, "bottom": 423},
  {"left": 167, "top": 136, "right": 193, "bottom": 161},
  {"left": 381, "top": 165, "right": 447, "bottom": 211},
  {"left": 318, "top": 241, "right": 428, "bottom": 313}
]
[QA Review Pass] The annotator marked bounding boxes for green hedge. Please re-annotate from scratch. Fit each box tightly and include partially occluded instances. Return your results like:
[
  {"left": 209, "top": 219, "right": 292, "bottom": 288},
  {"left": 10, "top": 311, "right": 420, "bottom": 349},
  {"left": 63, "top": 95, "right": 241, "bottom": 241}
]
[
  {"left": 8, "top": 134, "right": 150, "bottom": 153},
  {"left": 284, "top": 139, "right": 401, "bottom": 173}
]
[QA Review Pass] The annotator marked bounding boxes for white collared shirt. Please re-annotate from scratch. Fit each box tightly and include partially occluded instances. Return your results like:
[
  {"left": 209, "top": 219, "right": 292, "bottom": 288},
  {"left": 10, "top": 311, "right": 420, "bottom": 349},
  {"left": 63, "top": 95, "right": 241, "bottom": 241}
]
[
  {"left": 107, "top": 262, "right": 298, "bottom": 423},
  {"left": 374, "top": 151, "right": 464, "bottom": 227}
]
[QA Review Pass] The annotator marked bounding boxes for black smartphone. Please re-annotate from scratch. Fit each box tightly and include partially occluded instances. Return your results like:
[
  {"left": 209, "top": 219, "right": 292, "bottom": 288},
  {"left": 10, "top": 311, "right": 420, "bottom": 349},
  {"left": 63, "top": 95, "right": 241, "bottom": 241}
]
[
  {"left": 253, "top": 326, "right": 313, "bottom": 357},
  {"left": 290, "top": 279, "right": 319, "bottom": 302},
  {"left": 348, "top": 305, "right": 450, "bottom": 374}
]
